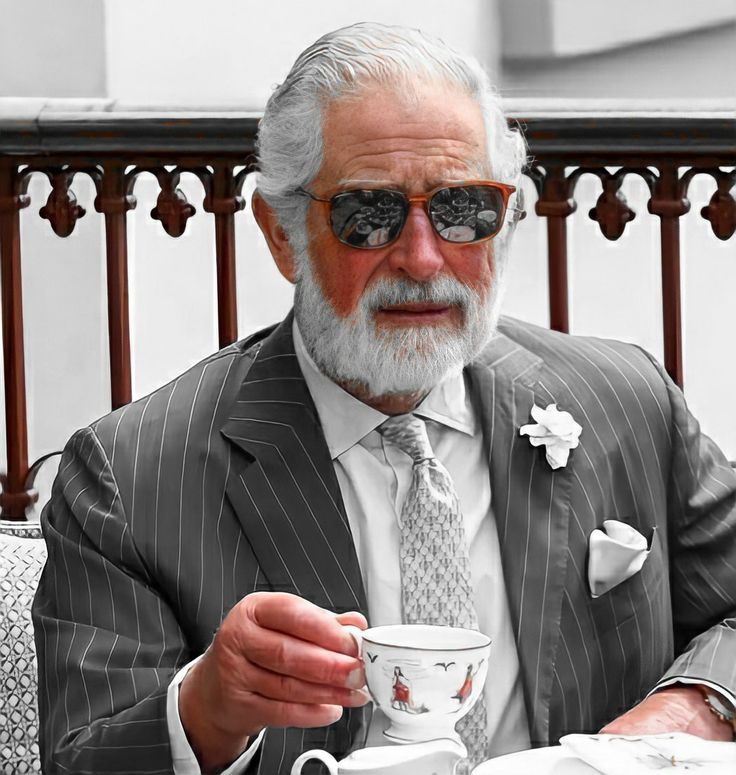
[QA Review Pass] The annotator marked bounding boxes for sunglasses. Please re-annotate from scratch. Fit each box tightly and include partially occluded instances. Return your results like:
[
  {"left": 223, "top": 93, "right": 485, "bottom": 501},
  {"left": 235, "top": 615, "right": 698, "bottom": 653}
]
[{"left": 296, "top": 180, "right": 519, "bottom": 249}]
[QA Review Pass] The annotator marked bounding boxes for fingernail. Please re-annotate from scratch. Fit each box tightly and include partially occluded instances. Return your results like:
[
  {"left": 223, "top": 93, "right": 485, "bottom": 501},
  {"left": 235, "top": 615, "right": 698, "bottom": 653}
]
[
  {"left": 327, "top": 706, "right": 344, "bottom": 724},
  {"left": 351, "top": 688, "right": 371, "bottom": 705},
  {"left": 346, "top": 667, "right": 365, "bottom": 689}
]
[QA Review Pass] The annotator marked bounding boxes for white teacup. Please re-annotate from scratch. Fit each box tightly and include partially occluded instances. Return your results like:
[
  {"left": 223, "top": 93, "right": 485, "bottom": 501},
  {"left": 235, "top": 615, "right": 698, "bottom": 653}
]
[{"left": 346, "top": 624, "right": 491, "bottom": 744}]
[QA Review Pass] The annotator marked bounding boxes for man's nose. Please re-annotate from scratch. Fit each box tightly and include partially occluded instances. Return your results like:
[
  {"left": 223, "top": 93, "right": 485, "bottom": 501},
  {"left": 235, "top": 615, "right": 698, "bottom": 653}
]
[{"left": 385, "top": 204, "right": 445, "bottom": 281}]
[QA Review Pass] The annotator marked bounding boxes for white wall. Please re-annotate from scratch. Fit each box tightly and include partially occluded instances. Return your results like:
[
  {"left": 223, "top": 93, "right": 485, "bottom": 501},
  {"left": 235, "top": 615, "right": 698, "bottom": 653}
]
[
  {"left": 500, "top": 22, "right": 736, "bottom": 99},
  {"left": 103, "top": 0, "right": 501, "bottom": 107},
  {"left": 499, "top": 0, "right": 736, "bottom": 59},
  {"left": 0, "top": 0, "right": 107, "bottom": 97}
]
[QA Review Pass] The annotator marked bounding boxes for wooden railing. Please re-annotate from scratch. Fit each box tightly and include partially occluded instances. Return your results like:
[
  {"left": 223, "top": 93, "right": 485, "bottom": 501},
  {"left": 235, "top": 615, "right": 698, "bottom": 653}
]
[{"left": 0, "top": 100, "right": 734, "bottom": 519}]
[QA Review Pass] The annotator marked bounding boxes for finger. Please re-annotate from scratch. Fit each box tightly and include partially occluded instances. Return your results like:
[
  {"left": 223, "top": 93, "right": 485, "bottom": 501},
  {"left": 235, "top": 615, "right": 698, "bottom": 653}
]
[
  {"left": 241, "top": 659, "right": 370, "bottom": 707},
  {"left": 247, "top": 592, "right": 364, "bottom": 656},
  {"left": 335, "top": 611, "right": 367, "bottom": 657},
  {"left": 244, "top": 694, "right": 346, "bottom": 730},
  {"left": 244, "top": 625, "right": 365, "bottom": 689}
]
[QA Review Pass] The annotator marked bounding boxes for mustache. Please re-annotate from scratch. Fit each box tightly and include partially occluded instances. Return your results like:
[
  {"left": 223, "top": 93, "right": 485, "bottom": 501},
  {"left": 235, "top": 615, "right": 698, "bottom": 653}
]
[{"left": 362, "top": 276, "right": 478, "bottom": 311}]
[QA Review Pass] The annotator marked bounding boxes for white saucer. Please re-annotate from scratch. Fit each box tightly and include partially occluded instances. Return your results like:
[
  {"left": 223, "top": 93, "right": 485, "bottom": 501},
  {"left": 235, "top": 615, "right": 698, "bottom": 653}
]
[{"left": 472, "top": 746, "right": 599, "bottom": 774}]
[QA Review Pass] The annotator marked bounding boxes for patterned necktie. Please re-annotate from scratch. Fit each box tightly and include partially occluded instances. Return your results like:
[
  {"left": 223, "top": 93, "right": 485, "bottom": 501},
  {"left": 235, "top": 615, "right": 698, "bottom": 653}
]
[{"left": 378, "top": 414, "right": 489, "bottom": 770}]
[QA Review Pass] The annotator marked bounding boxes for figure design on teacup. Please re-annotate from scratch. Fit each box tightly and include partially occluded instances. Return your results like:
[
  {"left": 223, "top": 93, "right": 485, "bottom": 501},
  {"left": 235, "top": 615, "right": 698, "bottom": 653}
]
[
  {"left": 451, "top": 664, "right": 475, "bottom": 707},
  {"left": 450, "top": 659, "right": 485, "bottom": 711},
  {"left": 390, "top": 667, "right": 429, "bottom": 715}
]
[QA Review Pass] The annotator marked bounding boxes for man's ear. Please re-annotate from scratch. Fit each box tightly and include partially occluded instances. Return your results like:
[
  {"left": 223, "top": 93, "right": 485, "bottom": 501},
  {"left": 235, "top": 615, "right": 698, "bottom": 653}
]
[{"left": 251, "top": 190, "right": 297, "bottom": 283}]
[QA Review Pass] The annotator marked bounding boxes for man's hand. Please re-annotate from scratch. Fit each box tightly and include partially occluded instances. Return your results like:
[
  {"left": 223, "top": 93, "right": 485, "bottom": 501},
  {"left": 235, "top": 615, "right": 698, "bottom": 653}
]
[
  {"left": 179, "top": 592, "right": 369, "bottom": 772},
  {"left": 600, "top": 685, "right": 733, "bottom": 741}
]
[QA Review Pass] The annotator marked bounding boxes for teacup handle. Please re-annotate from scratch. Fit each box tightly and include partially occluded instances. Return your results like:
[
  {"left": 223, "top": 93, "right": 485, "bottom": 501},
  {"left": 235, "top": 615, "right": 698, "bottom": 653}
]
[
  {"left": 342, "top": 624, "right": 364, "bottom": 657},
  {"left": 290, "top": 749, "right": 339, "bottom": 775}
]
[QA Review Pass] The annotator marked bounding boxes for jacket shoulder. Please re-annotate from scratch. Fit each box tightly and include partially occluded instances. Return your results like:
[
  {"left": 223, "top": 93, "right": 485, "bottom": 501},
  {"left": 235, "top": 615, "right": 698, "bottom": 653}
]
[
  {"left": 90, "top": 324, "right": 275, "bottom": 457},
  {"left": 496, "top": 316, "right": 667, "bottom": 385},
  {"left": 494, "top": 316, "right": 675, "bottom": 423}
]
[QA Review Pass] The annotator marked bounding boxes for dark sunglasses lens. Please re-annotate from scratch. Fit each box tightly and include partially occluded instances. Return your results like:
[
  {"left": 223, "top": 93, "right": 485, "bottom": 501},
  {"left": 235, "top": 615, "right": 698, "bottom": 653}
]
[
  {"left": 330, "top": 190, "right": 406, "bottom": 248},
  {"left": 429, "top": 185, "right": 505, "bottom": 243}
]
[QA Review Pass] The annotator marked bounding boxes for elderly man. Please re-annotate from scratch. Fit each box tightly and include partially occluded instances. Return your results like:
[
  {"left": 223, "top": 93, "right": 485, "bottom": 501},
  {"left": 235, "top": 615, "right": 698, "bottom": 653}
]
[{"left": 34, "top": 22, "right": 736, "bottom": 775}]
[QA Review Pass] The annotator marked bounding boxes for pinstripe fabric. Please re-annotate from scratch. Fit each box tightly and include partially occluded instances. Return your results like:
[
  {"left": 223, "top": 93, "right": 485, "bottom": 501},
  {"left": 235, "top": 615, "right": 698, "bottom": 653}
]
[
  {"left": 468, "top": 319, "right": 736, "bottom": 746},
  {"left": 33, "top": 313, "right": 736, "bottom": 773}
]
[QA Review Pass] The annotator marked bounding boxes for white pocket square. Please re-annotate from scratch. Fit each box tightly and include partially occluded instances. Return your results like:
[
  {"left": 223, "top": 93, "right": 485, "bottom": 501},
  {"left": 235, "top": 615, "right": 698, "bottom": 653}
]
[{"left": 588, "top": 520, "right": 654, "bottom": 598}]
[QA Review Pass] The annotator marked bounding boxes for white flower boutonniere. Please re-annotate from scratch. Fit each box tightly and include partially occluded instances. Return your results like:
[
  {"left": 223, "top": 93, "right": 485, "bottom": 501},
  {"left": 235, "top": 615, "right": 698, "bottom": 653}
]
[{"left": 520, "top": 403, "right": 582, "bottom": 470}]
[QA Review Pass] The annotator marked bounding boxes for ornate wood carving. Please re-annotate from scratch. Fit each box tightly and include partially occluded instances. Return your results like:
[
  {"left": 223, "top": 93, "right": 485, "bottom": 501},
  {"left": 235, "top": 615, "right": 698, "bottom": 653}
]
[
  {"left": 647, "top": 167, "right": 691, "bottom": 221},
  {"left": 197, "top": 163, "right": 250, "bottom": 216},
  {"left": 534, "top": 165, "right": 577, "bottom": 220},
  {"left": 91, "top": 164, "right": 137, "bottom": 216},
  {"left": 586, "top": 172, "right": 635, "bottom": 240},
  {"left": 148, "top": 169, "right": 196, "bottom": 237},
  {"left": 38, "top": 168, "right": 86, "bottom": 237},
  {"left": 699, "top": 170, "right": 736, "bottom": 241}
]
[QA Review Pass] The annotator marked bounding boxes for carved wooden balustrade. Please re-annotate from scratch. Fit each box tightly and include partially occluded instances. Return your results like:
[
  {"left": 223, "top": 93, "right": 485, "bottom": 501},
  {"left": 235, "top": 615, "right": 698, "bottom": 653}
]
[{"left": 0, "top": 102, "right": 734, "bottom": 519}]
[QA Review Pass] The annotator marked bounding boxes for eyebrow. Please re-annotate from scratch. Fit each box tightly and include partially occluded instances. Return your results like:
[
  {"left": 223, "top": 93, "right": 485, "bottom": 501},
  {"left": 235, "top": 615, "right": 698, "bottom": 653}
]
[
  {"left": 335, "top": 176, "right": 484, "bottom": 190},
  {"left": 336, "top": 179, "right": 395, "bottom": 188}
]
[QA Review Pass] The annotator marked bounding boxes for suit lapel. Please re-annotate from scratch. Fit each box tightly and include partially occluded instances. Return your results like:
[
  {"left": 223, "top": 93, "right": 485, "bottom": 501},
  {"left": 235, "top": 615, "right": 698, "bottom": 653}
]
[
  {"left": 220, "top": 317, "right": 367, "bottom": 615},
  {"left": 468, "top": 330, "right": 576, "bottom": 745}
]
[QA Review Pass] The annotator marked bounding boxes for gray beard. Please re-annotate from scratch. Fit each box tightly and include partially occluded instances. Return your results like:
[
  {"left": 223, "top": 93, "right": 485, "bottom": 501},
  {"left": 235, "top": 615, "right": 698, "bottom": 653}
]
[{"left": 294, "top": 250, "right": 505, "bottom": 398}]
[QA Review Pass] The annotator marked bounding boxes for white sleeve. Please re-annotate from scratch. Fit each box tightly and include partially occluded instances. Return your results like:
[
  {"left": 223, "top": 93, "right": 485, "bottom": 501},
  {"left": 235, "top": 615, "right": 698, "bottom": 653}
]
[{"left": 167, "top": 655, "right": 266, "bottom": 774}]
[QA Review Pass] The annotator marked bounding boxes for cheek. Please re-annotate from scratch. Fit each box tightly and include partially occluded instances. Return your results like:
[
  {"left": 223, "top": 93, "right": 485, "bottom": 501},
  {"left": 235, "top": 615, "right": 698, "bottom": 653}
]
[
  {"left": 315, "top": 264, "right": 369, "bottom": 317},
  {"left": 448, "top": 243, "right": 496, "bottom": 295},
  {"left": 307, "top": 228, "right": 379, "bottom": 317}
]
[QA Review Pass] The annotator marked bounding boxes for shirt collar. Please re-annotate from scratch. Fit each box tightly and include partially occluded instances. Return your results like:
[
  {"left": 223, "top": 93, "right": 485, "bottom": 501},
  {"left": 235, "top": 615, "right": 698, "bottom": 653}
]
[{"left": 293, "top": 321, "right": 476, "bottom": 460}]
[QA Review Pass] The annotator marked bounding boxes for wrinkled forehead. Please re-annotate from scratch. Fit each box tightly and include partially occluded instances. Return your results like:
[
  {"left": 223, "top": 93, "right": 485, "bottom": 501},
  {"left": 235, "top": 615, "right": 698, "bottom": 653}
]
[{"left": 317, "top": 81, "right": 490, "bottom": 188}]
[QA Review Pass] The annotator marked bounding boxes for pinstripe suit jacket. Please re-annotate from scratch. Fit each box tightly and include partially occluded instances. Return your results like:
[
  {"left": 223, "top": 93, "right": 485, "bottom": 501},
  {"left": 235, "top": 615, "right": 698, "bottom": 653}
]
[{"left": 34, "top": 314, "right": 736, "bottom": 774}]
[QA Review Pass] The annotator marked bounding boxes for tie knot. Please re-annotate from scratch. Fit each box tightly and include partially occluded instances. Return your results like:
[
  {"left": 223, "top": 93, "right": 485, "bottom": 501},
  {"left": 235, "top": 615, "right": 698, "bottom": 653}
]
[{"left": 378, "top": 414, "right": 435, "bottom": 465}]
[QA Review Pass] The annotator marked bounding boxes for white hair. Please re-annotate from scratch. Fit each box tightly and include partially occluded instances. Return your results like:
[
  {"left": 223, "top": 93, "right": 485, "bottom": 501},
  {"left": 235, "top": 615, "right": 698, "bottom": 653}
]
[{"left": 256, "top": 22, "right": 527, "bottom": 257}]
